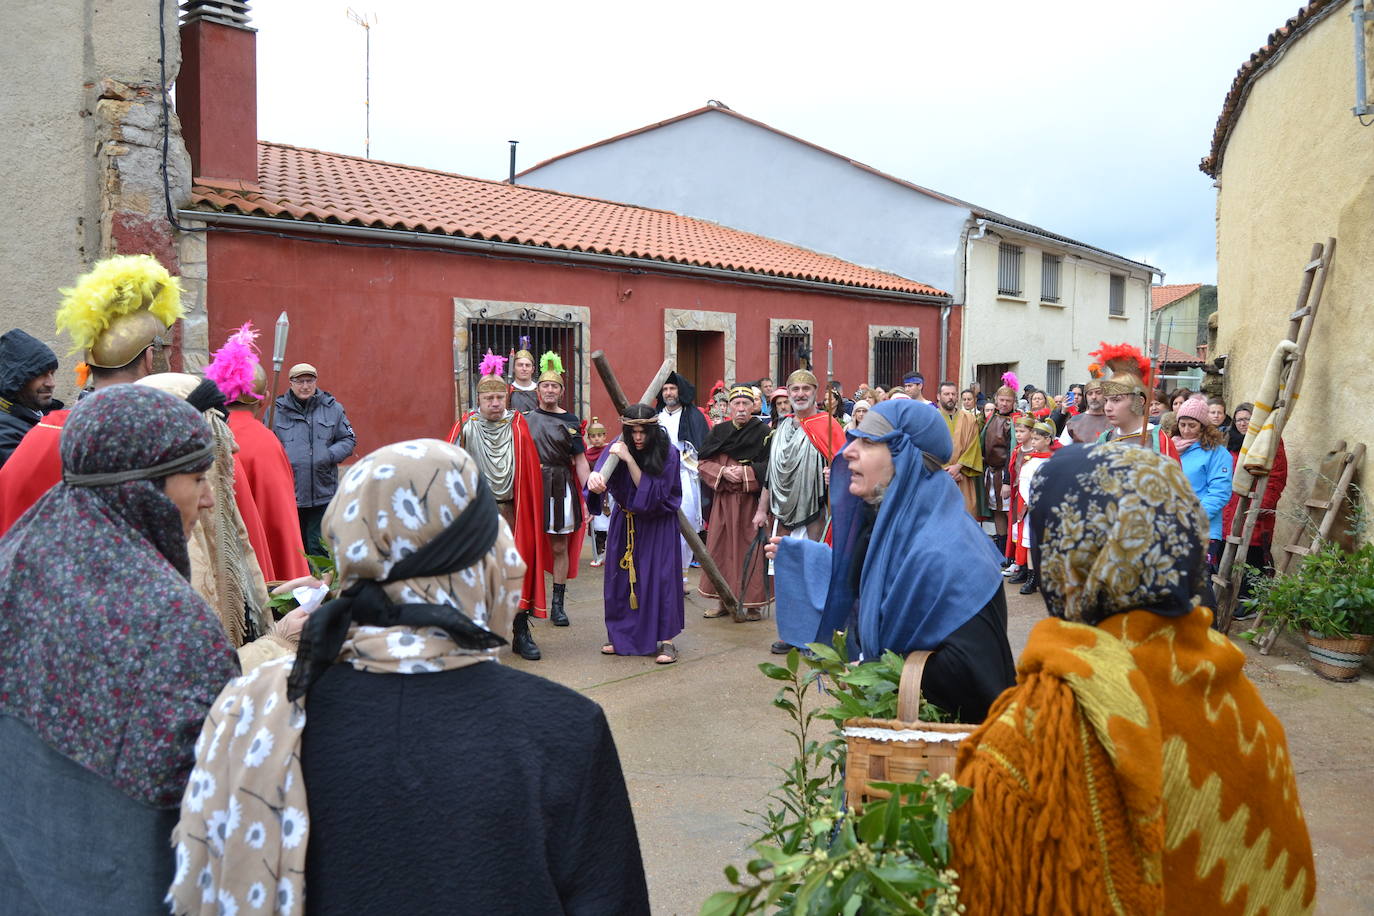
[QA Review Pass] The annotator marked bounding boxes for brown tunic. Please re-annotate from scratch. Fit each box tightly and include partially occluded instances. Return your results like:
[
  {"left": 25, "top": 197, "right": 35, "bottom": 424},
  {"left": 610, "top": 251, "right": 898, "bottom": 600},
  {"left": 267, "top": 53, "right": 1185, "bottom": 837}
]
[{"left": 697, "top": 454, "right": 769, "bottom": 608}]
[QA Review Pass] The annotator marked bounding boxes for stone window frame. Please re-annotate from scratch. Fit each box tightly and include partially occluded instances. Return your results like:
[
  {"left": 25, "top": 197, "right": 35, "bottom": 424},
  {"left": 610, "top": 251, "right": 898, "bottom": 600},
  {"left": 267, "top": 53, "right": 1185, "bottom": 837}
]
[
  {"left": 769, "top": 317, "right": 814, "bottom": 385},
  {"left": 452, "top": 298, "right": 591, "bottom": 418},
  {"left": 868, "top": 324, "right": 922, "bottom": 390},
  {"left": 662, "top": 308, "right": 738, "bottom": 387}
]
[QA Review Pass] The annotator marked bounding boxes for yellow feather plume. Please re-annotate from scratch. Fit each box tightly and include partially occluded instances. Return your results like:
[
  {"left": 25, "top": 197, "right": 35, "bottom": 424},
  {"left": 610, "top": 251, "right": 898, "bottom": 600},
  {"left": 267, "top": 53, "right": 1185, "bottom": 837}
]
[{"left": 55, "top": 255, "right": 185, "bottom": 354}]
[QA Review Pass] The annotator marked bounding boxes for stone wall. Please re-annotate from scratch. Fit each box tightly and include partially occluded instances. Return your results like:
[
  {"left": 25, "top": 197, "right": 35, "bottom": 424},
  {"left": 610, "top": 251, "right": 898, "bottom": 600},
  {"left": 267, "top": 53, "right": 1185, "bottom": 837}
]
[{"left": 1, "top": 1, "right": 190, "bottom": 398}]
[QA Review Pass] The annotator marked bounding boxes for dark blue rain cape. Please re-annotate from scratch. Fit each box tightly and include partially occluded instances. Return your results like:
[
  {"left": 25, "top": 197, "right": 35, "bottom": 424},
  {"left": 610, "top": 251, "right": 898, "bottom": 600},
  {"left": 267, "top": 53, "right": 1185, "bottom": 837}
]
[{"left": 774, "top": 399, "right": 1003, "bottom": 658}]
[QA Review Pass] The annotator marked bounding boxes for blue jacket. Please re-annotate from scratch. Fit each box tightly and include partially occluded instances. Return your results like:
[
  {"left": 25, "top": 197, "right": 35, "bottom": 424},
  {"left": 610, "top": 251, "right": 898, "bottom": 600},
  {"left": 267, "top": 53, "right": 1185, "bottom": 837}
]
[{"left": 1179, "top": 441, "right": 1233, "bottom": 539}]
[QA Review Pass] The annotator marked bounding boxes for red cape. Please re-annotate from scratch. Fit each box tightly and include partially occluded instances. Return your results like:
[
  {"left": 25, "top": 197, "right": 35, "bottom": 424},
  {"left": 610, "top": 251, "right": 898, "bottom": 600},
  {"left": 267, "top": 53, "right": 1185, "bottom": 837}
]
[
  {"left": 0, "top": 409, "right": 67, "bottom": 535},
  {"left": 797, "top": 411, "right": 846, "bottom": 463},
  {"left": 228, "top": 410, "right": 310, "bottom": 582},
  {"left": 449, "top": 411, "right": 562, "bottom": 616}
]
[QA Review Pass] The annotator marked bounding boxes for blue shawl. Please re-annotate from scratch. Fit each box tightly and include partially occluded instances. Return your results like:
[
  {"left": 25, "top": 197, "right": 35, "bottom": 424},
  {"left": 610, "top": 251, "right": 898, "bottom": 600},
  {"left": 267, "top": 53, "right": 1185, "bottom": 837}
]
[{"left": 775, "top": 399, "right": 1003, "bottom": 657}]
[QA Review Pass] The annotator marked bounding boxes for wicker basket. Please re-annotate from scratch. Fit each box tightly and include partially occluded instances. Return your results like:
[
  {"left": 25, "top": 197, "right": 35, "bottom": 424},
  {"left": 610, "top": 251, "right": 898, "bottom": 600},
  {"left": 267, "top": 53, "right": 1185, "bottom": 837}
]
[
  {"left": 842, "top": 650, "right": 975, "bottom": 812},
  {"left": 1304, "top": 631, "right": 1374, "bottom": 682}
]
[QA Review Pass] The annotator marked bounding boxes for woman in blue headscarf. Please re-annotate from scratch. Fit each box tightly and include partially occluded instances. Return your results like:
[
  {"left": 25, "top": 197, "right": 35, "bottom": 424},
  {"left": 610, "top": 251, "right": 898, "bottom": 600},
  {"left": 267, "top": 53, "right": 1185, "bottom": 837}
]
[{"left": 770, "top": 399, "right": 1015, "bottom": 722}]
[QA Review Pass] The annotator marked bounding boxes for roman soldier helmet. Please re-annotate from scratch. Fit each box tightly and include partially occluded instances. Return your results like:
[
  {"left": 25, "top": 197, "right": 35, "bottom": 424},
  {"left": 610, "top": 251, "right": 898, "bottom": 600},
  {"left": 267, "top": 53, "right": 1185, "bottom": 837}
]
[
  {"left": 587, "top": 416, "right": 606, "bottom": 435},
  {"left": 786, "top": 367, "right": 818, "bottom": 388},
  {"left": 1031, "top": 420, "right": 1056, "bottom": 438},
  {"left": 1014, "top": 413, "right": 1037, "bottom": 430},
  {"left": 538, "top": 351, "right": 564, "bottom": 386},
  {"left": 476, "top": 350, "right": 508, "bottom": 395},
  {"left": 513, "top": 335, "right": 535, "bottom": 365},
  {"left": 56, "top": 254, "right": 185, "bottom": 368},
  {"left": 1090, "top": 342, "right": 1152, "bottom": 399},
  {"left": 204, "top": 322, "right": 266, "bottom": 406},
  {"left": 997, "top": 370, "right": 1020, "bottom": 401}
]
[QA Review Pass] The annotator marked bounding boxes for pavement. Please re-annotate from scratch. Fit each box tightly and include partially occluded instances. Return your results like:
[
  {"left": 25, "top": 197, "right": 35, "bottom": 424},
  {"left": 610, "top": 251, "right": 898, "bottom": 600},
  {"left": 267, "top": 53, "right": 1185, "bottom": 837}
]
[{"left": 510, "top": 555, "right": 1374, "bottom": 916}]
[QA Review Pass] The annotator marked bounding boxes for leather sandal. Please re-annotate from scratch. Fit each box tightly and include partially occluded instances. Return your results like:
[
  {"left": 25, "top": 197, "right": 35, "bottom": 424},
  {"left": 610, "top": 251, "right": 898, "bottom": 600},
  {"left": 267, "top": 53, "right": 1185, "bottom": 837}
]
[
  {"left": 655, "top": 642, "right": 679, "bottom": 664},
  {"left": 600, "top": 644, "right": 617, "bottom": 655},
  {"left": 702, "top": 607, "right": 730, "bottom": 618}
]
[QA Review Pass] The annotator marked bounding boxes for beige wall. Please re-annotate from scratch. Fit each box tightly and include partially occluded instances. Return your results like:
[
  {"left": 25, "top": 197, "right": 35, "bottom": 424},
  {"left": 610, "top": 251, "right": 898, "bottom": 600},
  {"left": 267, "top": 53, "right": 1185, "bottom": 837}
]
[
  {"left": 962, "top": 232, "right": 1150, "bottom": 392},
  {"left": 1215, "top": 0, "right": 1374, "bottom": 542},
  {"left": 1154, "top": 290, "right": 1201, "bottom": 356},
  {"left": 1, "top": 1, "right": 184, "bottom": 402}
]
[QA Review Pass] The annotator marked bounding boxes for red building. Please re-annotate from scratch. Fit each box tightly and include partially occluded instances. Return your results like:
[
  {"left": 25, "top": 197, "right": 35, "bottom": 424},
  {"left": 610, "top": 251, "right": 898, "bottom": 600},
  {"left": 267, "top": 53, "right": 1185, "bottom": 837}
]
[{"left": 177, "top": 8, "right": 955, "bottom": 454}]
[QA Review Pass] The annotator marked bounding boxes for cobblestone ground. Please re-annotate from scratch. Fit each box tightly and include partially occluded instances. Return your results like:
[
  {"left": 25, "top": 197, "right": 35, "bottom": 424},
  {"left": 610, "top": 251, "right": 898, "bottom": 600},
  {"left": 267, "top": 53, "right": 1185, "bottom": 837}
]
[{"left": 510, "top": 551, "right": 1373, "bottom": 915}]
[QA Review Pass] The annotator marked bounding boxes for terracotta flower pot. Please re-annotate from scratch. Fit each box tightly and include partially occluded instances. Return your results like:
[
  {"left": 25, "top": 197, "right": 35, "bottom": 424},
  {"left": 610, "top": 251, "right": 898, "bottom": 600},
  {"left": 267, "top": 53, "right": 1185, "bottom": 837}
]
[{"left": 1304, "top": 631, "right": 1374, "bottom": 682}]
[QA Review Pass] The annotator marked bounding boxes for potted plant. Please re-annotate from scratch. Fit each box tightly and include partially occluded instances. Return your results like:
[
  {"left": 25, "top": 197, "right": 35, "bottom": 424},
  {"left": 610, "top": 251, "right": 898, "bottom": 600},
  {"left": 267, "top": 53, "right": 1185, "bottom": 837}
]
[{"left": 1242, "top": 542, "right": 1374, "bottom": 681}]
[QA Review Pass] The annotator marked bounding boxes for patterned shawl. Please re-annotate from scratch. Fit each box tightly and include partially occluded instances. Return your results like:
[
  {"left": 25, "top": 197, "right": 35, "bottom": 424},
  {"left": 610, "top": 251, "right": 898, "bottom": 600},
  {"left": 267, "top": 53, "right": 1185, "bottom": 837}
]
[
  {"left": 0, "top": 385, "right": 239, "bottom": 807},
  {"left": 1029, "top": 444, "right": 1207, "bottom": 625},
  {"left": 169, "top": 438, "right": 526, "bottom": 916}
]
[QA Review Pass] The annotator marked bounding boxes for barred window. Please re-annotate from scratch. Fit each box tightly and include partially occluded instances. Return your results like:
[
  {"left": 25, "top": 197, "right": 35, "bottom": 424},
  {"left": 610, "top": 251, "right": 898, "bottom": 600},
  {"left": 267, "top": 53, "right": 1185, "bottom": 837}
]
[
  {"left": 1041, "top": 253, "right": 1062, "bottom": 303},
  {"left": 998, "top": 243, "right": 1023, "bottom": 297},
  {"left": 1109, "top": 274, "right": 1126, "bottom": 316},
  {"left": 1046, "top": 360, "right": 1064, "bottom": 396},
  {"left": 775, "top": 324, "right": 812, "bottom": 383},
  {"left": 872, "top": 330, "right": 919, "bottom": 390}
]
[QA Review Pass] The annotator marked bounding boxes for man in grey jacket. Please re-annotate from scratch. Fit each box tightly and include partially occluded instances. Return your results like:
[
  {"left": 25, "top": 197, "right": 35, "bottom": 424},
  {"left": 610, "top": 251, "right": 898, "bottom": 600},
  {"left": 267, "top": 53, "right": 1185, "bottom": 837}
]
[{"left": 272, "top": 363, "right": 356, "bottom": 556}]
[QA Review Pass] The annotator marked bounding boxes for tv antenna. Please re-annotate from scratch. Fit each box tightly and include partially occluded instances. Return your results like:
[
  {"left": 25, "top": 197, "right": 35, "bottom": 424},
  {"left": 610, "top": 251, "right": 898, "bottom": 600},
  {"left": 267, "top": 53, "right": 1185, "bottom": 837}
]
[{"left": 345, "top": 9, "right": 377, "bottom": 157}]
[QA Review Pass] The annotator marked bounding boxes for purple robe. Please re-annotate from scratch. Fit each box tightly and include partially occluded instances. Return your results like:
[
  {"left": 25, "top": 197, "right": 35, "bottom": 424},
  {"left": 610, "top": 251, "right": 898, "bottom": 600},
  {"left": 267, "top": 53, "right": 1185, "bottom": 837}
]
[{"left": 604, "top": 447, "right": 685, "bottom": 655}]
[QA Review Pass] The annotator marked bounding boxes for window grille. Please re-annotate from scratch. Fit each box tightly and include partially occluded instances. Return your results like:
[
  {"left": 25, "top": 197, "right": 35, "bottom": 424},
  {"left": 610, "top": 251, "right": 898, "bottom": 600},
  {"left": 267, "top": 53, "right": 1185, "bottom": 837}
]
[
  {"left": 466, "top": 309, "right": 581, "bottom": 412},
  {"left": 998, "top": 243, "right": 1023, "bottom": 297},
  {"left": 872, "top": 330, "right": 919, "bottom": 390},
  {"left": 1041, "top": 254, "right": 1062, "bottom": 303},
  {"left": 1046, "top": 360, "right": 1064, "bottom": 396},
  {"left": 1109, "top": 274, "right": 1126, "bottom": 316},
  {"left": 776, "top": 324, "right": 812, "bottom": 383}
]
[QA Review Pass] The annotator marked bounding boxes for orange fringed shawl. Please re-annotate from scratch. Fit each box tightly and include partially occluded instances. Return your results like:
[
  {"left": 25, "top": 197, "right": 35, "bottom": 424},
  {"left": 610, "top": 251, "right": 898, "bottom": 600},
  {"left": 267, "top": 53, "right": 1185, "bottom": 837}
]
[{"left": 951, "top": 608, "right": 1315, "bottom": 915}]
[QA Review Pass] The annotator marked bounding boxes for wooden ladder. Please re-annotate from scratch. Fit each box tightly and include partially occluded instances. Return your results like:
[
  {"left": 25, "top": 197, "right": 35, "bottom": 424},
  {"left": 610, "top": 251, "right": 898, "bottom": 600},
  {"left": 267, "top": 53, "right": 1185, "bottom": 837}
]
[
  {"left": 1251, "top": 441, "right": 1365, "bottom": 653},
  {"left": 1213, "top": 239, "right": 1335, "bottom": 633}
]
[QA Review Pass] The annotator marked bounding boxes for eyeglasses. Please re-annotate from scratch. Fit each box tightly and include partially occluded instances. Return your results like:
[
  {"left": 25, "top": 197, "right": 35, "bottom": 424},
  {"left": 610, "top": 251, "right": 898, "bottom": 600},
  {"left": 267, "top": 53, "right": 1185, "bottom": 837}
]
[{"left": 290, "top": 377, "right": 317, "bottom": 384}]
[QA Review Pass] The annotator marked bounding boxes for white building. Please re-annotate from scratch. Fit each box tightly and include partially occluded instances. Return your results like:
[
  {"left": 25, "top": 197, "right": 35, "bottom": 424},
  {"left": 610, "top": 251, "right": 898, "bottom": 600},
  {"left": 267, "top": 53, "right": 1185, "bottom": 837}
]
[{"left": 519, "top": 104, "right": 1160, "bottom": 394}]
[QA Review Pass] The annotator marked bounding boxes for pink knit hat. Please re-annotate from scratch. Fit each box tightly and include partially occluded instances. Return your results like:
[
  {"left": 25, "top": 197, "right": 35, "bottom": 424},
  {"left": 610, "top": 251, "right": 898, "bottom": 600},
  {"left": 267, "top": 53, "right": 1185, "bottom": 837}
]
[{"left": 1176, "top": 395, "right": 1212, "bottom": 426}]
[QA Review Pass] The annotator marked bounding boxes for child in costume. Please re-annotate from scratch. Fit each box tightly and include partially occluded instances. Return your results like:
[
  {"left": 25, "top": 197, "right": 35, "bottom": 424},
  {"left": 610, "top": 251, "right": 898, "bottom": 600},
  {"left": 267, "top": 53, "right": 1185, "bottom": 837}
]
[
  {"left": 1010, "top": 421, "right": 1057, "bottom": 595},
  {"left": 1003, "top": 415, "right": 1036, "bottom": 580},
  {"left": 583, "top": 417, "right": 613, "bottom": 567}
]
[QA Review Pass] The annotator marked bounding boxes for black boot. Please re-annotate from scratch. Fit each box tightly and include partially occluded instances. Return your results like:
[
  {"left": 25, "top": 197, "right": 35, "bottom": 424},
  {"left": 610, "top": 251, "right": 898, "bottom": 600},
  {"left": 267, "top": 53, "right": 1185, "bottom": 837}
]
[
  {"left": 1007, "top": 565, "right": 1030, "bottom": 584},
  {"left": 551, "top": 584, "right": 569, "bottom": 627},
  {"left": 512, "top": 611, "right": 541, "bottom": 661},
  {"left": 1019, "top": 571, "right": 1039, "bottom": 595},
  {"left": 993, "top": 534, "right": 1012, "bottom": 567}
]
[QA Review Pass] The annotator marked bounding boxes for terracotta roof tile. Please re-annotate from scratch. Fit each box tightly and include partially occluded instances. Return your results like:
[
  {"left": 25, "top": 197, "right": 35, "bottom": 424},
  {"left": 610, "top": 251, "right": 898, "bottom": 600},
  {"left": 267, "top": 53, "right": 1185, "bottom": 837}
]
[
  {"left": 190, "top": 142, "right": 946, "bottom": 299},
  {"left": 1154, "top": 342, "right": 1204, "bottom": 366},
  {"left": 1151, "top": 282, "right": 1203, "bottom": 312},
  {"left": 1200, "top": 0, "right": 1342, "bottom": 177}
]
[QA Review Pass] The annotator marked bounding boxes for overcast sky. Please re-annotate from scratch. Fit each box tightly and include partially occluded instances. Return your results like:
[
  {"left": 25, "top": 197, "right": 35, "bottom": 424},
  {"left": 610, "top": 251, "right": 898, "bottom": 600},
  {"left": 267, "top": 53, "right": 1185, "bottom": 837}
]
[{"left": 252, "top": 0, "right": 1307, "bottom": 287}]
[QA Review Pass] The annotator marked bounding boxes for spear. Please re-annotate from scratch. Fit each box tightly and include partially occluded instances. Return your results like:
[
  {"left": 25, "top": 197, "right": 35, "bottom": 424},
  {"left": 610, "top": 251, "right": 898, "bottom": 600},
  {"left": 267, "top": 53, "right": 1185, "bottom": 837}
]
[{"left": 265, "top": 311, "right": 289, "bottom": 429}]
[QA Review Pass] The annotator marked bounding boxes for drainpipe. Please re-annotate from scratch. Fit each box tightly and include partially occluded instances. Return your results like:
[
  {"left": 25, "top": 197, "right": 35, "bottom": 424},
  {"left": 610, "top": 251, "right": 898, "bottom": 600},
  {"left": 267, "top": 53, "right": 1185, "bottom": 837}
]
[
  {"left": 955, "top": 218, "right": 989, "bottom": 384},
  {"left": 1356, "top": 0, "right": 1370, "bottom": 117},
  {"left": 939, "top": 303, "right": 950, "bottom": 383}
]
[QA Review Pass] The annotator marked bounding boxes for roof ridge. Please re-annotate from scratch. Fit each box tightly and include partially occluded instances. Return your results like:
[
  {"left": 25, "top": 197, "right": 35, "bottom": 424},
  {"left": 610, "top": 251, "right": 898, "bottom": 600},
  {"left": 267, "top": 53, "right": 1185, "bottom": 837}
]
[
  {"left": 192, "top": 142, "right": 951, "bottom": 298},
  {"left": 257, "top": 139, "right": 694, "bottom": 218}
]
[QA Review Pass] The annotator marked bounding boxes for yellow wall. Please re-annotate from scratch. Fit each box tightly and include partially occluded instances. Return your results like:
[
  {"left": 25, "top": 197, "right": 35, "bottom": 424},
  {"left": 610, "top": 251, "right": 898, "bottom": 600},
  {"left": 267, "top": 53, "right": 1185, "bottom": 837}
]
[{"left": 1215, "top": 0, "right": 1374, "bottom": 543}]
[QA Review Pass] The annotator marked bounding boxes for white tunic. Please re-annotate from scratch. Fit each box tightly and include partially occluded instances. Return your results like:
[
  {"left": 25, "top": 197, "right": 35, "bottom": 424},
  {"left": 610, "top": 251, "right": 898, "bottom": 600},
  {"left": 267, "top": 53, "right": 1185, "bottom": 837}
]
[{"left": 658, "top": 406, "right": 703, "bottom": 571}]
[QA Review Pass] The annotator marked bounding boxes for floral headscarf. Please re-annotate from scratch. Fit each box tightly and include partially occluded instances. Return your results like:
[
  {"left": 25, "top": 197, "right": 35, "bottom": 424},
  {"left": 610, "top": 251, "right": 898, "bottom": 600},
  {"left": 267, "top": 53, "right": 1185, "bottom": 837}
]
[
  {"left": 0, "top": 384, "right": 238, "bottom": 807},
  {"left": 1028, "top": 444, "right": 1206, "bottom": 625},
  {"left": 169, "top": 439, "right": 525, "bottom": 916}
]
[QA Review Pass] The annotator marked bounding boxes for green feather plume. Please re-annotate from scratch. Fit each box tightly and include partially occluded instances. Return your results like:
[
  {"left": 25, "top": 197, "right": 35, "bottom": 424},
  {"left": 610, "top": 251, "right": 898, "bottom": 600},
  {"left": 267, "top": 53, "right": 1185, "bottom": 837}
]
[{"left": 539, "top": 351, "right": 563, "bottom": 375}]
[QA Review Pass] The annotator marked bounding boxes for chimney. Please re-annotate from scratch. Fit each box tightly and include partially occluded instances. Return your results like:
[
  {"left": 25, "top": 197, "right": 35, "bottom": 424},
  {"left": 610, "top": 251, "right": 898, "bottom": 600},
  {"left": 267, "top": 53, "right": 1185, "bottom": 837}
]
[{"left": 178, "top": 1, "right": 258, "bottom": 184}]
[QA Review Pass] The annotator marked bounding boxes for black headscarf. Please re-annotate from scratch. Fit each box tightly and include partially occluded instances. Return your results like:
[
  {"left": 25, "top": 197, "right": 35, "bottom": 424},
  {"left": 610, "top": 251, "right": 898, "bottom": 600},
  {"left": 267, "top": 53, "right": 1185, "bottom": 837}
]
[
  {"left": 621, "top": 403, "right": 670, "bottom": 478},
  {"left": 1029, "top": 444, "right": 1205, "bottom": 626},
  {"left": 655, "top": 371, "right": 710, "bottom": 449}
]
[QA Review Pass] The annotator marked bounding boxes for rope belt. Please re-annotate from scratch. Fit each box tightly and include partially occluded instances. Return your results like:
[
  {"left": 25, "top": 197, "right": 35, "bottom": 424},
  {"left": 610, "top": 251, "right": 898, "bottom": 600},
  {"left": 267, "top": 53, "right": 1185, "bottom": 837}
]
[{"left": 619, "top": 510, "right": 638, "bottom": 609}]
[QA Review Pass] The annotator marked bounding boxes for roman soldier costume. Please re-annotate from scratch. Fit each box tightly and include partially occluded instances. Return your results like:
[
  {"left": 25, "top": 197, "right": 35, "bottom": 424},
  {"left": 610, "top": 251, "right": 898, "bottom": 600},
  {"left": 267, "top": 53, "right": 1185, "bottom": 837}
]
[
  {"left": 0, "top": 255, "right": 184, "bottom": 534},
  {"left": 450, "top": 352, "right": 547, "bottom": 659}
]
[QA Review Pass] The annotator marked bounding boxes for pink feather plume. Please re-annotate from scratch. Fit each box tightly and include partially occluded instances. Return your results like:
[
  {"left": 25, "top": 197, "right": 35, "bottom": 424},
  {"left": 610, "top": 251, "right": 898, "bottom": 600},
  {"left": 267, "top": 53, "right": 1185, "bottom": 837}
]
[
  {"left": 1001, "top": 370, "right": 1020, "bottom": 392},
  {"left": 205, "top": 321, "right": 262, "bottom": 402},
  {"left": 479, "top": 349, "right": 506, "bottom": 377}
]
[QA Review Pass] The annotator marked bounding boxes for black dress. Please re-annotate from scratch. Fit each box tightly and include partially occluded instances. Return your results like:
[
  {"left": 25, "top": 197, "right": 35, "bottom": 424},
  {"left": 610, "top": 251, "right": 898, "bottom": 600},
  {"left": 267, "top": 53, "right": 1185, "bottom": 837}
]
[
  {"left": 301, "top": 661, "right": 650, "bottom": 915},
  {"left": 849, "top": 503, "right": 1016, "bottom": 724}
]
